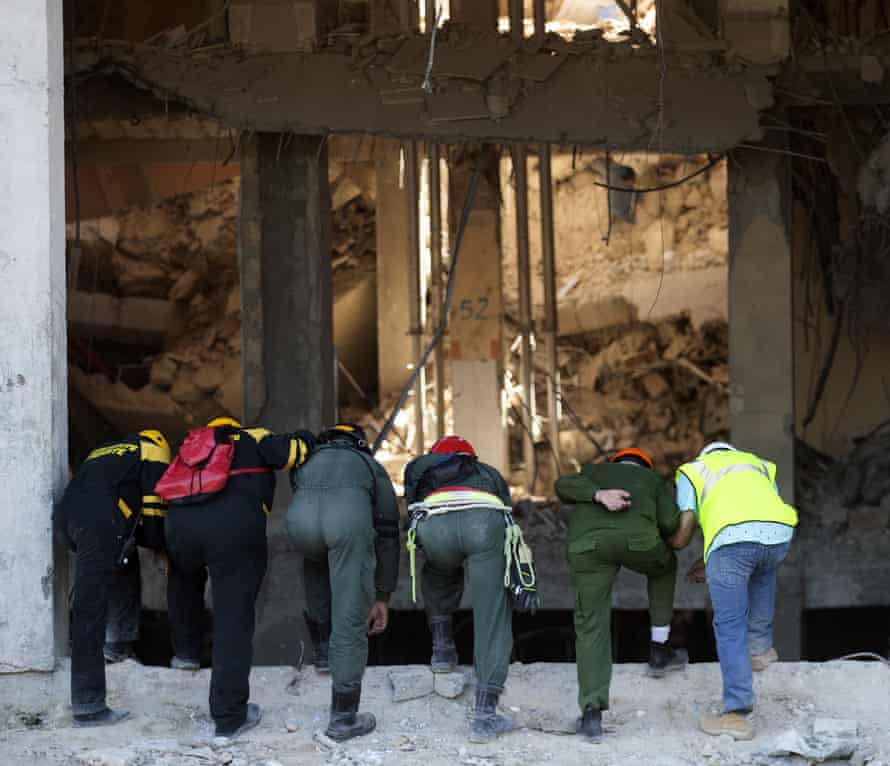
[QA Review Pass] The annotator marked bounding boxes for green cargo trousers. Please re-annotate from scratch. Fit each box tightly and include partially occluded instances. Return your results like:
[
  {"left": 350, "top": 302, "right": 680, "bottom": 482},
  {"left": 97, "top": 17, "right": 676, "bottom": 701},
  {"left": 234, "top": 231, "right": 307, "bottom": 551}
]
[
  {"left": 568, "top": 533, "right": 677, "bottom": 711},
  {"left": 417, "top": 508, "right": 512, "bottom": 690},
  {"left": 286, "top": 488, "right": 376, "bottom": 690}
]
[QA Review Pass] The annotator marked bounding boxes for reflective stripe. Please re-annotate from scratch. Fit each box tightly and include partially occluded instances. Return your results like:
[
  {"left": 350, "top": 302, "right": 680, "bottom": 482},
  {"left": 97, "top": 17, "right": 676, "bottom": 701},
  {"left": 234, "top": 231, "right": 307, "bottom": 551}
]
[
  {"left": 142, "top": 507, "right": 167, "bottom": 518},
  {"left": 424, "top": 488, "right": 508, "bottom": 508},
  {"left": 117, "top": 498, "right": 133, "bottom": 519},
  {"left": 262, "top": 503, "right": 270, "bottom": 516},
  {"left": 283, "top": 440, "right": 298, "bottom": 470},
  {"left": 696, "top": 461, "right": 770, "bottom": 504},
  {"left": 142, "top": 495, "right": 165, "bottom": 506}
]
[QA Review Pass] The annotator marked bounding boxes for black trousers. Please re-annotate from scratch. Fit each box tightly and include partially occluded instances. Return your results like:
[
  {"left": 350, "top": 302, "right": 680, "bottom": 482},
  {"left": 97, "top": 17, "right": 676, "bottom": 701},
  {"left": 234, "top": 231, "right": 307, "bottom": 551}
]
[
  {"left": 106, "top": 551, "right": 141, "bottom": 645},
  {"left": 166, "top": 495, "right": 268, "bottom": 735},
  {"left": 54, "top": 491, "right": 127, "bottom": 715}
]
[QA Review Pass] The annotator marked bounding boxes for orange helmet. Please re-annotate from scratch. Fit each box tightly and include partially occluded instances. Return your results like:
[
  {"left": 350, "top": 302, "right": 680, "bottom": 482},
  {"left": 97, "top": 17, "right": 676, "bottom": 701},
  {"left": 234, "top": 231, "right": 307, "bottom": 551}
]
[{"left": 610, "top": 447, "right": 654, "bottom": 469}]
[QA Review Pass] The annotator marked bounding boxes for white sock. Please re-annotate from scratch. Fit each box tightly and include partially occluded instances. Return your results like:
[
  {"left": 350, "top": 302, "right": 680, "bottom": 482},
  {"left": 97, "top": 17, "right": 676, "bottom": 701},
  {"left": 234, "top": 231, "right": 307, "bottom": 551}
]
[{"left": 651, "top": 625, "right": 670, "bottom": 644}]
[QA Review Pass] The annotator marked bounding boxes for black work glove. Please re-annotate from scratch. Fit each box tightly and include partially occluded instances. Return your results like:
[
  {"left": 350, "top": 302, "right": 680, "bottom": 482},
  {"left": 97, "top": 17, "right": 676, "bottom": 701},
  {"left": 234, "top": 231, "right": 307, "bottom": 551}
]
[{"left": 508, "top": 559, "right": 541, "bottom": 614}]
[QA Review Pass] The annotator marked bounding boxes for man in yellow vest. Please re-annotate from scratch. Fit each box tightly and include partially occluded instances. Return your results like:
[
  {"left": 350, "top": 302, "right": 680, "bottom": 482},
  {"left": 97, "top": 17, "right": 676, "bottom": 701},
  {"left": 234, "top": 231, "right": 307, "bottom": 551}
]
[{"left": 677, "top": 442, "right": 798, "bottom": 741}]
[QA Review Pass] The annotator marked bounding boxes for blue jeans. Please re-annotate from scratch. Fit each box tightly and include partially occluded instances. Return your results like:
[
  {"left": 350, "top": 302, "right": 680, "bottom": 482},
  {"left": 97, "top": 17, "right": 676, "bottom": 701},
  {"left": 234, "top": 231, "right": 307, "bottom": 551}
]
[{"left": 706, "top": 541, "right": 791, "bottom": 713}]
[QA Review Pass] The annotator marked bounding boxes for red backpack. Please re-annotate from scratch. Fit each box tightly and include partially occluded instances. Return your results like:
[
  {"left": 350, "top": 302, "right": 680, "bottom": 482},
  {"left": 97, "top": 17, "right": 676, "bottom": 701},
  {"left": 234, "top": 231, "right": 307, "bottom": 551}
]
[{"left": 156, "top": 427, "right": 269, "bottom": 505}]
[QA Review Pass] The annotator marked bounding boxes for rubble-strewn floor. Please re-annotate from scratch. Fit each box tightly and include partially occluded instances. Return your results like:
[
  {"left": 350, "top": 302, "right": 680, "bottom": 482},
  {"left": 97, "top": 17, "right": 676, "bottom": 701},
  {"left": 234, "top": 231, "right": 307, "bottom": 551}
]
[{"left": 2, "top": 661, "right": 887, "bottom": 766}]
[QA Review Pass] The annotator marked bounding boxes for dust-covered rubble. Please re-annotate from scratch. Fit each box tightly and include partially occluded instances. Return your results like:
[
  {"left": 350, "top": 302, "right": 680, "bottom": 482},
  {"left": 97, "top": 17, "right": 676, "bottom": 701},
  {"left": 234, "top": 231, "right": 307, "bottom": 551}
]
[{"left": 2, "top": 661, "right": 887, "bottom": 766}]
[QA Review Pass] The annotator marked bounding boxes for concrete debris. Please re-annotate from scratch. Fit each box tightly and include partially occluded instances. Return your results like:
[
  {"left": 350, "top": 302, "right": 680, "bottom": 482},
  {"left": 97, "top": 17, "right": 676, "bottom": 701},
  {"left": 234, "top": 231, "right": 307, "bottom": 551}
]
[
  {"left": 502, "top": 154, "right": 727, "bottom": 318},
  {"left": 67, "top": 168, "right": 377, "bottom": 446},
  {"left": 812, "top": 718, "right": 859, "bottom": 739},
  {"left": 389, "top": 667, "right": 435, "bottom": 703},
  {"left": 76, "top": 750, "right": 139, "bottom": 766},
  {"left": 754, "top": 722, "right": 860, "bottom": 764},
  {"left": 434, "top": 671, "right": 468, "bottom": 699}
]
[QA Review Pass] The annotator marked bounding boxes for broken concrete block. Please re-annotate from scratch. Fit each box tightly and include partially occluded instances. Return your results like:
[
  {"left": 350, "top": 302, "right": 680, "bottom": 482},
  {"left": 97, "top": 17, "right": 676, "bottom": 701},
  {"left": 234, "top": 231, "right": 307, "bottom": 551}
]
[
  {"left": 812, "top": 718, "right": 859, "bottom": 739},
  {"left": 640, "top": 372, "right": 669, "bottom": 400},
  {"left": 149, "top": 355, "right": 178, "bottom": 390},
  {"left": 434, "top": 671, "right": 467, "bottom": 699},
  {"left": 169, "top": 372, "right": 204, "bottom": 405},
  {"left": 707, "top": 226, "right": 728, "bottom": 255},
  {"left": 331, "top": 177, "right": 363, "bottom": 211},
  {"left": 98, "top": 217, "right": 120, "bottom": 246},
  {"left": 193, "top": 365, "right": 226, "bottom": 394},
  {"left": 77, "top": 749, "right": 138, "bottom": 766},
  {"left": 388, "top": 667, "right": 434, "bottom": 702},
  {"left": 169, "top": 269, "right": 201, "bottom": 302}
]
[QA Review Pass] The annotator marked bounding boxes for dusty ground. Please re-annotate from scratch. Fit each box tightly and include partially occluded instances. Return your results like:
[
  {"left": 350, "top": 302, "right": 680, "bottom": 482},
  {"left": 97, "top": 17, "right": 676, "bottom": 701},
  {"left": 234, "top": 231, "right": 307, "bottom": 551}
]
[{"left": 1, "top": 661, "right": 887, "bottom": 766}]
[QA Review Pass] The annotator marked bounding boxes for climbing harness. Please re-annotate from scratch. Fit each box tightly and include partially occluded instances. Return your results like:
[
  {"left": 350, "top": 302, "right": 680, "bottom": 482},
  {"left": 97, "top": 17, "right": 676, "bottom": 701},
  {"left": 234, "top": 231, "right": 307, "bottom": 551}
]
[{"left": 405, "top": 488, "right": 540, "bottom": 612}]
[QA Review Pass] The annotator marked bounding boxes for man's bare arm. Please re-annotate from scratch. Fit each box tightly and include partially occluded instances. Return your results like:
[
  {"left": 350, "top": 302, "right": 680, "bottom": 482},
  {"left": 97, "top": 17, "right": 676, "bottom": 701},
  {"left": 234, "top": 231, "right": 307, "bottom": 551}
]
[{"left": 667, "top": 510, "right": 696, "bottom": 549}]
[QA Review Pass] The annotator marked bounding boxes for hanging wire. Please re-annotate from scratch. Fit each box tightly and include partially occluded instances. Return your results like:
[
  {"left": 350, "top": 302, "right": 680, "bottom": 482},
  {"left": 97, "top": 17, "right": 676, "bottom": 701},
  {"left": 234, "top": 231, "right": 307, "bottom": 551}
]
[{"left": 372, "top": 159, "right": 483, "bottom": 454}]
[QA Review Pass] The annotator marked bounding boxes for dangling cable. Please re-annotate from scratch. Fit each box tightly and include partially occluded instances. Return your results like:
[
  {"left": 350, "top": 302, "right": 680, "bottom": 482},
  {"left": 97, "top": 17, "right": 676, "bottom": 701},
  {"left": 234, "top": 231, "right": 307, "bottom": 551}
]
[{"left": 372, "top": 160, "right": 483, "bottom": 454}]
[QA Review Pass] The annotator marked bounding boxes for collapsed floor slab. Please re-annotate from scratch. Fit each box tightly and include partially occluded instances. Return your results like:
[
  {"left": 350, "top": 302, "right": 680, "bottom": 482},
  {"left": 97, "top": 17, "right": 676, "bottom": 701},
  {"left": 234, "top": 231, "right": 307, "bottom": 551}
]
[{"left": 1, "top": 662, "right": 887, "bottom": 766}]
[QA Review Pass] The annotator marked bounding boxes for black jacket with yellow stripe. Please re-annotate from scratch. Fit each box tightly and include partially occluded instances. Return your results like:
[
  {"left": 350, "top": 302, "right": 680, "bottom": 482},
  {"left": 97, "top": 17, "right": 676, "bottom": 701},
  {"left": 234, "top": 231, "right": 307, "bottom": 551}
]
[
  {"left": 212, "top": 425, "right": 312, "bottom": 513},
  {"left": 67, "top": 433, "right": 171, "bottom": 550}
]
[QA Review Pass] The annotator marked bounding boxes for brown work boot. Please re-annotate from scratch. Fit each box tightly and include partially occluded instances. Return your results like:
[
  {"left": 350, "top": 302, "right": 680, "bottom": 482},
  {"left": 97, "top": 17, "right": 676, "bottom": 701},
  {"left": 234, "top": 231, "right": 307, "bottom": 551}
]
[
  {"left": 751, "top": 647, "right": 778, "bottom": 672},
  {"left": 699, "top": 712, "right": 755, "bottom": 741}
]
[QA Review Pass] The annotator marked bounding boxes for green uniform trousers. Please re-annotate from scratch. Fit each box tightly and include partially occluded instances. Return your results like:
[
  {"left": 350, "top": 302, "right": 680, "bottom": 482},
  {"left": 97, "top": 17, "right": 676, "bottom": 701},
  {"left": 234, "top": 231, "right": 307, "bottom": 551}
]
[
  {"left": 568, "top": 533, "right": 677, "bottom": 711},
  {"left": 286, "top": 488, "right": 376, "bottom": 690},
  {"left": 417, "top": 508, "right": 512, "bottom": 690}
]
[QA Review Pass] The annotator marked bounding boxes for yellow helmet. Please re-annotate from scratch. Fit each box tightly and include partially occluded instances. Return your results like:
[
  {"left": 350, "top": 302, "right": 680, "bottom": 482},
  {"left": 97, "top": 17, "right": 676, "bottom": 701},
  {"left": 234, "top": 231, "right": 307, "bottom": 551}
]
[
  {"left": 139, "top": 429, "right": 171, "bottom": 461},
  {"left": 207, "top": 417, "right": 242, "bottom": 429}
]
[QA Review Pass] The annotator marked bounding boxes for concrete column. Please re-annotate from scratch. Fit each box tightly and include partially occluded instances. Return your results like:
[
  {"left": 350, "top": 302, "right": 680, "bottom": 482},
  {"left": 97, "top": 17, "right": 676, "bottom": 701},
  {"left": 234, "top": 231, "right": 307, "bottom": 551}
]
[
  {"left": 449, "top": 148, "right": 507, "bottom": 474},
  {"left": 375, "top": 139, "right": 416, "bottom": 396},
  {"left": 239, "top": 132, "right": 335, "bottom": 663},
  {"left": 728, "top": 143, "right": 800, "bottom": 658},
  {"left": 0, "top": 0, "right": 67, "bottom": 671}
]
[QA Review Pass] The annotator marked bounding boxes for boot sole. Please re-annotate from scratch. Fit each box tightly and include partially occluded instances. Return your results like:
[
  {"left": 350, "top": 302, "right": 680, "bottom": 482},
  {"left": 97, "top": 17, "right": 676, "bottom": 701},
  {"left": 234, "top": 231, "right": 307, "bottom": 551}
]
[
  {"left": 700, "top": 727, "right": 755, "bottom": 741},
  {"left": 324, "top": 722, "right": 377, "bottom": 742},
  {"left": 73, "top": 711, "right": 131, "bottom": 728},
  {"left": 646, "top": 663, "right": 687, "bottom": 678}
]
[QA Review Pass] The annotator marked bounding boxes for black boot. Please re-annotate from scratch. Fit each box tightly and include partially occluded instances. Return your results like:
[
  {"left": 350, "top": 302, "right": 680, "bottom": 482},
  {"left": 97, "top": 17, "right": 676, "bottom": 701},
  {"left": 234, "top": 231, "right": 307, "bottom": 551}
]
[
  {"left": 73, "top": 707, "right": 131, "bottom": 728},
  {"left": 469, "top": 686, "right": 516, "bottom": 744},
  {"left": 648, "top": 641, "right": 689, "bottom": 678},
  {"left": 304, "top": 611, "right": 331, "bottom": 674},
  {"left": 577, "top": 705, "right": 603, "bottom": 740},
  {"left": 325, "top": 685, "right": 376, "bottom": 742},
  {"left": 429, "top": 615, "right": 458, "bottom": 673}
]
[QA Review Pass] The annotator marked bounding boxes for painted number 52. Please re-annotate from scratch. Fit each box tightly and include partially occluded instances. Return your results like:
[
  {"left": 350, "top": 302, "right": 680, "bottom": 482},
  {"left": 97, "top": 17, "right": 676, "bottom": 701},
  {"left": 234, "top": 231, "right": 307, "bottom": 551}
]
[{"left": 458, "top": 297, "right": 490, "bottom": 321}]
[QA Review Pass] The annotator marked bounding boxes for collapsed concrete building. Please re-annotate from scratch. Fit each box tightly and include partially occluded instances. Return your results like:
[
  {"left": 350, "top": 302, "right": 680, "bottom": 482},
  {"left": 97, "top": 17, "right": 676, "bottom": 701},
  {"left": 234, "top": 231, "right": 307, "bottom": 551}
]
[{"left": 3, "top": 0, "right": 890, "bottom": 682}]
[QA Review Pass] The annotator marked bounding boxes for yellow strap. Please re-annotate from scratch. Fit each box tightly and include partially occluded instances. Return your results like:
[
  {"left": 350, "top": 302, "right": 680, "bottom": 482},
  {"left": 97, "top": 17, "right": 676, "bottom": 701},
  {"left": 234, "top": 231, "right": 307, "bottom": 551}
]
[
  {"left": 262, "top": 503, "right": 270, "bottom": 516},
  {"left": 117, "top": 498, "right": 133, "bottom": 519},
  {"left": 283, "top": 440, "right": 299, "bottom": 470},
  {"left": 406, "top": 528, "right": 418, "bottom": 604},
  {"left": 142, "top": 495, "right": 164, "bottom": 505},
  {"left": 142, "top": 507, "right": 167, "bottom": 518}
]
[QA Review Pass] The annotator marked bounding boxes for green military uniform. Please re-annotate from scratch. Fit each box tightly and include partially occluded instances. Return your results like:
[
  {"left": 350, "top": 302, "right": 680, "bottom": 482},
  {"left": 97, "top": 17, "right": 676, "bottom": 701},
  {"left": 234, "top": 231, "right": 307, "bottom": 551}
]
[
  {"left": 287, "top": 437, "right": 400, "bottom": 690},
  {"left": 555, "top": 462, "right": 681, "bottom": 711},
  {"left": 404, "top": 453, "right": 513, "bottom": 690}
]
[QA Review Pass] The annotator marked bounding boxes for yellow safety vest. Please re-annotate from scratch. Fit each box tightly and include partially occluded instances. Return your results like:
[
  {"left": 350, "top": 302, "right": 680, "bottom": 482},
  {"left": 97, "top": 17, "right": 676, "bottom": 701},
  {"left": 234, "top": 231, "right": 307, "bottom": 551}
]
[{"left": 676, "top": 450, "right": 798, "bottom": 561}]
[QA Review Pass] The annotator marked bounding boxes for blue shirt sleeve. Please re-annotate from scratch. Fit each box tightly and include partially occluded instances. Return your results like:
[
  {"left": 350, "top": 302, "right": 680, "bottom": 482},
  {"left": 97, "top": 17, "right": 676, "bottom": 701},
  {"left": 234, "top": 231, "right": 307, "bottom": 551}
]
[{"left": 676, "top": 474, "right": 698, "bottom": 517}]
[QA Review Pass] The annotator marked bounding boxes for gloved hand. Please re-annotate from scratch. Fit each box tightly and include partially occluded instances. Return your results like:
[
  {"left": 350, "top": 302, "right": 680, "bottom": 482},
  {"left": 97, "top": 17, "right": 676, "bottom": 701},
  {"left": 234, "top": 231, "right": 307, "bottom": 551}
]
[{"left": 508, "top": 559, "right": 541, "bottom": 614}]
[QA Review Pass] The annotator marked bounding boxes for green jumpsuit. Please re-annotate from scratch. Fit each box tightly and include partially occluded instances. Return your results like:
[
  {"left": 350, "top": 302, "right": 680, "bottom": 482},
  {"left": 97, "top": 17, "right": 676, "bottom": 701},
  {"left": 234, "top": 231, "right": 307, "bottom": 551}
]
[
  {"left": 404, "top": 455, "right": 513, "bottom": 690},
  {"left": 287, "top": 441, "right": 400, "bottom": 690},
  {"left": 555, "top": 462, "right": 681, "bottom": 711}
]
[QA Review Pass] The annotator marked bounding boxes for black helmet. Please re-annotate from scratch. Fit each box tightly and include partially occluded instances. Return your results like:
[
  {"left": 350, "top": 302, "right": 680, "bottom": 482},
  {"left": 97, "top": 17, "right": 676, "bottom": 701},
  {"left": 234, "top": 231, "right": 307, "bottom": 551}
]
[{"left": 319, "top": 422, "right": 370, "bottom": 452}]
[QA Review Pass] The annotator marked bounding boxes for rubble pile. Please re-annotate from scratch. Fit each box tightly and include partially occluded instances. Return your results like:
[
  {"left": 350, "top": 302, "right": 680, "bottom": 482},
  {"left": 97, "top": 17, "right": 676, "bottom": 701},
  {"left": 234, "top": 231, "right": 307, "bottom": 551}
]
[
  {"left": 797, "top": 426, "right": 890, "bottom": 531},
  {"left": 501, "top": 154, "right": 728, "bottom": 313},
  {"left": 553, "top": 314, "right": 729, "bottom": 474},
  {"left": 68, "top": 173, "right": 377, "bottom": 440}
]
